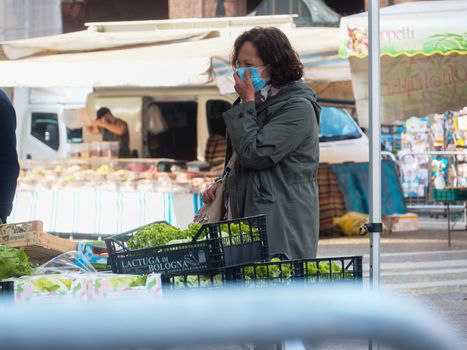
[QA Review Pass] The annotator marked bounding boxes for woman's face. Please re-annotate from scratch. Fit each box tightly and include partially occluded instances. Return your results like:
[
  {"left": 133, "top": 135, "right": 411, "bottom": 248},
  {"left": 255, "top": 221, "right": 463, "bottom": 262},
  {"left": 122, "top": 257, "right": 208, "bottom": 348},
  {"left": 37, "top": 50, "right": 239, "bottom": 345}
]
[{"left": 236, "top": 41, "right": 270, "bottom": 79}]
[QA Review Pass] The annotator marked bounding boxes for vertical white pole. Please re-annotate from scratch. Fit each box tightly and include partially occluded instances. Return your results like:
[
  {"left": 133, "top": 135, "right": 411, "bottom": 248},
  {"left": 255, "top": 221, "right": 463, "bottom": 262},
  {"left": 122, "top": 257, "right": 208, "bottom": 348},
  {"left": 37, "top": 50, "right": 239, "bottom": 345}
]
[
  {"left": 368, "top": 0, "right": 382, "bottom": 348},
  {"left": 369, "top": 0, "right": 381, "bottom": 289}
]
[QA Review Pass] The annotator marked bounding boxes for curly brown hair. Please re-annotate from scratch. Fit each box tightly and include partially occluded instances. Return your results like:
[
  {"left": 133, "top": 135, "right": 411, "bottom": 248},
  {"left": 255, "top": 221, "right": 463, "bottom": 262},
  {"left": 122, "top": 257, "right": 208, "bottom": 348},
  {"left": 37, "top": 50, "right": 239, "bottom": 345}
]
[{"left": 231, "top": 27, "right": 304, "bottom": 87}]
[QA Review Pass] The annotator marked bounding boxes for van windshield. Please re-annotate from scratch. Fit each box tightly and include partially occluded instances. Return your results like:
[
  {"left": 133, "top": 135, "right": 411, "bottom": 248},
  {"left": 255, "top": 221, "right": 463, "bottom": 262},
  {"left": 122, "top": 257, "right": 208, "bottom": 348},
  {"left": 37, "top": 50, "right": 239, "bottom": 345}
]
[{"left": 319, "top": 107, "right": 362, "bottom": 142}]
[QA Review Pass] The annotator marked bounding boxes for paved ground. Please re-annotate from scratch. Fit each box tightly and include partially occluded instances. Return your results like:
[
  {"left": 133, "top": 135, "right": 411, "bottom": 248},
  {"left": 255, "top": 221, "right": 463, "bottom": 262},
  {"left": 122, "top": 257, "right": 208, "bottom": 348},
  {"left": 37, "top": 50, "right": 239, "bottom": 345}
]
[
  {"left": 167, "top": 217, "right": 467, "bottom": 350},
  {"left": 314, "top": 216, "right": 467, "bottom": 349}
]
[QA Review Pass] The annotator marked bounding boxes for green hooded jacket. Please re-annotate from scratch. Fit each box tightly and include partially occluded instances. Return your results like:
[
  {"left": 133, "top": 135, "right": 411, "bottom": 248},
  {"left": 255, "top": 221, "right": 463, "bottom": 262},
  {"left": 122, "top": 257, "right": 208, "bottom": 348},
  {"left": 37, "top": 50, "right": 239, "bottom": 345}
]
[{"left": 223, "top": 81, "right": 321, "bottom": 259}]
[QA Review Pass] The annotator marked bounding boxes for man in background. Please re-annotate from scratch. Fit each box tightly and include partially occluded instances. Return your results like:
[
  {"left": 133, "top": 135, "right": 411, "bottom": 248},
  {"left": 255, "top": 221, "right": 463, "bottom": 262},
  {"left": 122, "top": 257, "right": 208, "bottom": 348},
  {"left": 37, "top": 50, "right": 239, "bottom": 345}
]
[
  {"left": 0, "top": 90, "right": 20, "bottom": 224},
  {"left": 87, "top": 107, "right": 131, "bottom": 158}
]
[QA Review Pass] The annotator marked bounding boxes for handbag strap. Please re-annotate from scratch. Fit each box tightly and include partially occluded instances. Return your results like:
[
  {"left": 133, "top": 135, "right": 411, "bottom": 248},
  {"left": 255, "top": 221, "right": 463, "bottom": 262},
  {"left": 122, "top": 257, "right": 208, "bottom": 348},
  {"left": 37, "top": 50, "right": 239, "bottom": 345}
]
[{"left": 224, "top": 152, "right": 237, "bottom": 176}]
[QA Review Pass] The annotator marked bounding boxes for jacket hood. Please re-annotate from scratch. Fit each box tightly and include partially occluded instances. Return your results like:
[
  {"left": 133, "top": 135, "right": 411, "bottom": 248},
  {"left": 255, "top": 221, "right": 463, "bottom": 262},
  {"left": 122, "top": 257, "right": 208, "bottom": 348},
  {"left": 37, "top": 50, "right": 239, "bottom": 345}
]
[
  {"left": 259, "top": 81, "right": 321, "bottom": 124},
  {"left": 280, "top": 80, "right": 317, "bottom": 104}
]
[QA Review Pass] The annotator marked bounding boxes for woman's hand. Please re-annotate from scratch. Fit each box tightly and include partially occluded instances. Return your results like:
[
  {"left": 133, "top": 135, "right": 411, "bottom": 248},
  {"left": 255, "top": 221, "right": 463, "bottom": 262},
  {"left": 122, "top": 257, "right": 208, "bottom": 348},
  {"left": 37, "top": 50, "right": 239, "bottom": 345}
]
[
  {"left": 234, "top": 69, "right": 255, "bottom": 103},
  {"left": 202, "top": 182, "right": 217, "bottom": 203}
]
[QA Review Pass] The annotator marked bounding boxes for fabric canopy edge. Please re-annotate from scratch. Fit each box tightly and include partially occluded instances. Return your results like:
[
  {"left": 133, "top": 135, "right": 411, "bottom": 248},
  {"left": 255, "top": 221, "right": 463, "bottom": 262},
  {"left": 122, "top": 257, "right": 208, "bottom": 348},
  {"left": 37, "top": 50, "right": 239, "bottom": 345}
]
[{"left": 339, "top": 49, "right": 467, "bottom": 59}]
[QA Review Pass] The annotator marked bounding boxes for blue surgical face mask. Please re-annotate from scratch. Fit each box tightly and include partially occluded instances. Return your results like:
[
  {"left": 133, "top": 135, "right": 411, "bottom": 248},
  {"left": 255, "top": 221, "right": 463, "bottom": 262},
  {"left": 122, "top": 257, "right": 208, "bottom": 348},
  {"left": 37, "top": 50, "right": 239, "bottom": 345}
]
[{"left": 236, "top": 66, "right": 269, "bottom": 92}]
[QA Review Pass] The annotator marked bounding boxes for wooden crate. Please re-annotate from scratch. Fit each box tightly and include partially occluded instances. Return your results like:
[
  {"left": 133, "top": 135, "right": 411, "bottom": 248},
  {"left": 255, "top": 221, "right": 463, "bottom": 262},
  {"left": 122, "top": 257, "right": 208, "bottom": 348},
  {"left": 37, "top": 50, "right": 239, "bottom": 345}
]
[{"left": 0, "top": 221, "right": 77, "bottom": 264}]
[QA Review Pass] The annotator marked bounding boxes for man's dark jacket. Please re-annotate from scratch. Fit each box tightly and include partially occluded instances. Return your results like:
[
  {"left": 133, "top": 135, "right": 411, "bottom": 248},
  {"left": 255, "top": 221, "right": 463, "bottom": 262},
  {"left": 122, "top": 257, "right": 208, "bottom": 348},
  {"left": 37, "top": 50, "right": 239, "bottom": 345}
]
[{"left": 0, "top": 90, "right": 20, "bottom": 223}]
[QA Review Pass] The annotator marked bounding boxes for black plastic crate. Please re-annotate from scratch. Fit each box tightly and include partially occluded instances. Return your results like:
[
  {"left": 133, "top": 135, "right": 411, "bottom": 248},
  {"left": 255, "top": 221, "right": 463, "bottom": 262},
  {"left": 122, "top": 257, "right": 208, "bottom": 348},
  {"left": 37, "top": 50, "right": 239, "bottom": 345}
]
[
  {"left": 433, "top": 188, "right": 467, "bottom": 201},
  {"left": 163, "top": 256, "right": 362, "bottom": 290},
  {"left": 105, "top": 215, "right": 268, "bottom": 275}
]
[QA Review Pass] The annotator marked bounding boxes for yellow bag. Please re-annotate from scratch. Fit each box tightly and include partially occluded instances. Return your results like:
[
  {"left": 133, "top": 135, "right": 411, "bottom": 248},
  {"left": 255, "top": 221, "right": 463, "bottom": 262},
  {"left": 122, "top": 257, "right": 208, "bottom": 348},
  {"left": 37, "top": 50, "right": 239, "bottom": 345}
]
[
  {"left": 333, "top": 212, "right": 389, "bottom": 235},
  {"left": 333, "top": 212, "right": 369, "bottom": 236}
]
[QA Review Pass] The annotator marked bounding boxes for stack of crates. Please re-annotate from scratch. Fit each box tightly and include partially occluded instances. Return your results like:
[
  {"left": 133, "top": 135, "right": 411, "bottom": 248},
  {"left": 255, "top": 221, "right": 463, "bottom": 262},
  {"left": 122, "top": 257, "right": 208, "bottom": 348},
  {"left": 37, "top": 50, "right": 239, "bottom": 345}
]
[{"left": 104, "top": 215, "right": 363, "bottom": 290}]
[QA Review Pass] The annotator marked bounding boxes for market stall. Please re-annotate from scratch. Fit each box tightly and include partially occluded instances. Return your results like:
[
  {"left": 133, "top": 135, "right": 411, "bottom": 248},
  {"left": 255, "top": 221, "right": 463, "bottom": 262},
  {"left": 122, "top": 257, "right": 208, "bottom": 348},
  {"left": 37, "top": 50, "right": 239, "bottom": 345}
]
[
  {"left": 339, "top": 0, "right": 467, "bottom": 249},
  {"left": 10, "top": 156, "right": 211, "bottom": 235},
  {"left": 11, "top": 156, "right": 371, "bottom": 235},
  {"left": 0, "top": 15, "right": 357, "bottom": 237},
  {"left": 339, "top": 0, "right": 467, "bottom": 129},
  {"left": 396, "top": 107, "right": 467, "bottom": 202}
]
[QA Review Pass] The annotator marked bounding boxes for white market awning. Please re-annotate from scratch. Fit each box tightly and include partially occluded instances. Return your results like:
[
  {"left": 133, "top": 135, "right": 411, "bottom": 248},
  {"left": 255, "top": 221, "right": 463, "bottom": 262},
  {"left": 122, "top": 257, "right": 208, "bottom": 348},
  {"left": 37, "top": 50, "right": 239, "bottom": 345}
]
[
  {"left": 339, "top": 0, "right": 467, "bottom": 58},
  {"left": 0, "top": 34, "right": 229, "bottom": 88},
  {"left": 0, "top": 17, "right": 350, "bottom": 91}
]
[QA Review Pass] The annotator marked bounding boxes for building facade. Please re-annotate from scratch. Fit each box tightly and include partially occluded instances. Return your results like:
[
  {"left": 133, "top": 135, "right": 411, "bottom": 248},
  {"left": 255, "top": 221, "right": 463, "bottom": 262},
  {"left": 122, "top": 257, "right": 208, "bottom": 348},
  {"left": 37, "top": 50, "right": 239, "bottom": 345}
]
[{"left": 0, "top": 0, "right": 62, "bottom": 40}]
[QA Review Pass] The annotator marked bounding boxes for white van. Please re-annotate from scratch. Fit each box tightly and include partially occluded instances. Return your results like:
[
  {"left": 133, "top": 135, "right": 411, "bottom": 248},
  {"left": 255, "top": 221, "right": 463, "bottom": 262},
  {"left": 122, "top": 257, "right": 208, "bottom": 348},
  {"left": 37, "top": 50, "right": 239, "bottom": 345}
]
[{"left": 15, "top": 86, "right": 369, "bottom": 164}]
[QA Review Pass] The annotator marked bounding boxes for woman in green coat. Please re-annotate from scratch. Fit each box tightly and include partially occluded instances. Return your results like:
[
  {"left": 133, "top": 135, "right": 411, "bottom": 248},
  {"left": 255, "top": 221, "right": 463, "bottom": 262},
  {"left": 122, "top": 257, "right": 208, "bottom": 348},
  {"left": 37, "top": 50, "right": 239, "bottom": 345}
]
[{"left": 203, "top": 27, "right": 321, "bottom": 259}]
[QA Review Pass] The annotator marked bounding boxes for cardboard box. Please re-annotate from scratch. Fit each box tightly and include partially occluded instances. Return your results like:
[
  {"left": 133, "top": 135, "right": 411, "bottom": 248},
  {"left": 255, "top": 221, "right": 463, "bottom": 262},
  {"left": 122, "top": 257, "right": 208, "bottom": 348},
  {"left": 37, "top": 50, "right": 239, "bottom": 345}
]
[
  {"left": 9, "top": 273, "right": 162, "bottom": 303},
  {"left": 0, "top": 221, "right": 77, "bottom": 263},
  {"left": 12, "top": 275, "right": 89, "bottom": 304},
  {"left": 383, "top": 213, "right": 419, "bottom": 232}
]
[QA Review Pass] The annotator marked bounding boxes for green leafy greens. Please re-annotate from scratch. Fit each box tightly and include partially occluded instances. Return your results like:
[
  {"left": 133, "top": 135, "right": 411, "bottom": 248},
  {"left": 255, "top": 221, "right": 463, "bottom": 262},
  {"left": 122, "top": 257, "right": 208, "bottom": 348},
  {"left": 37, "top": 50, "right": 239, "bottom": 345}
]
[
  {"left": 127, "top": 223, "right": 203, "bottom": 250},
  {"left": 127, "top": 222, "right": 260, "bottom": 250},
  {"left": 0, "top": 245, "right": 32, "bottom": 280}
]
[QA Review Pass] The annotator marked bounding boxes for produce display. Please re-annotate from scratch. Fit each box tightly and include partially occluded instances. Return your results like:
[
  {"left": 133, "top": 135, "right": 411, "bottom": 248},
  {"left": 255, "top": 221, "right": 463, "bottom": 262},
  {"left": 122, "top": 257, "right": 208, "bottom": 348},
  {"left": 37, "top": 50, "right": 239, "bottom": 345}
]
[
  {"left": 1, "top": 216, "right": 362, "bottom": 303},
  {"left": 126, "top": 222, "right": 260, "bottom": 250},
  {"left": 169, "top": 258, "right": 348, "bottom": 289},
  {"left": 17, "top": 160, "right": 216, "bottom": 193},
  {"left": 105, "top": 216, "right": 269, "bottom": 275},
  {"left": 127, "top": 223, "right": 203, "bottom": 249}
]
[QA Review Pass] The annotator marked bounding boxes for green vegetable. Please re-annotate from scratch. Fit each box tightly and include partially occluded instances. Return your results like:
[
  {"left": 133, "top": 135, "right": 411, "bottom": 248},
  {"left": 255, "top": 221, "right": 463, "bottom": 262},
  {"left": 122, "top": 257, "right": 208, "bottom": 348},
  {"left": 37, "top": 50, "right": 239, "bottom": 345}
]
[
  {"left": 167, "top": 238, "right": 191, "bottom": 245},
  {"left": 243, "top": 258, "right": 293, "bottom": 280},
  {"left": 170, "top": 258, "right": 351, "bottom": 289},
  {"left": 127, "top": 223, "right": 185, "bottom": 249},
  {"left": 0, "top": 245, "right": 32, "bottom": 280},
  {"left": 305, "top": 261, "right": 342, "bottom": 276},
  {"left": 126, "top": 221, "right": 260, "bottom": 250},
  {"left": 172, "top": 273, "right": 223, "bottom": 289},
  {"left": 182, "top": 224, "right": 203, "bottom": 239},
  {"left": 219, "top": 222, "right": 260, "bottom": 243}
]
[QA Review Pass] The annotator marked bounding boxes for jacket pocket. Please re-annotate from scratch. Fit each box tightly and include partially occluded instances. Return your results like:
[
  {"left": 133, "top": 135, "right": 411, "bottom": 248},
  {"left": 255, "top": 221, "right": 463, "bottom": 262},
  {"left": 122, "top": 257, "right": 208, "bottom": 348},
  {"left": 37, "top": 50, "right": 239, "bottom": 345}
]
[{"left": 253, "top": 173, "right": 275, "bottom": 204}]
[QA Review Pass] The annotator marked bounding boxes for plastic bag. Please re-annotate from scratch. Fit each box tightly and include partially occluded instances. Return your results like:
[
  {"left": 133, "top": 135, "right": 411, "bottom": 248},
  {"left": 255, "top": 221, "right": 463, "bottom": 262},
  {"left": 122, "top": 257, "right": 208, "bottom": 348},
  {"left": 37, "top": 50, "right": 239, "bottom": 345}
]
[
  {"left": 333, "top": 212, "right": 369, "bottom": 236},
  {"left": 34, "top": 251, "right": 96, "bottom": 275},
  {"left": 333, "top": 212, "right": 389, "bottom": 236}
]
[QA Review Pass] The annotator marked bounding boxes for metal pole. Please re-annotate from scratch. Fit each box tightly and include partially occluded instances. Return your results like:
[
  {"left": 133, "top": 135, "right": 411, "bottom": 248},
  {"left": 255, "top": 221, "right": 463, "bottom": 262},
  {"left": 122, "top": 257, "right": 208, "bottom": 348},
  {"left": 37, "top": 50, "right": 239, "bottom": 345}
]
[
  {"left": 368, "top": 0, "right": 382, "bottom": 348},
  {"left": 368, "top": 0, "right": 381, "bottom": 290}
]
